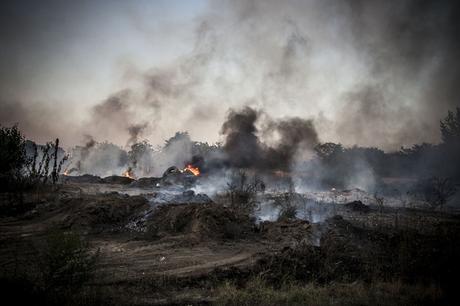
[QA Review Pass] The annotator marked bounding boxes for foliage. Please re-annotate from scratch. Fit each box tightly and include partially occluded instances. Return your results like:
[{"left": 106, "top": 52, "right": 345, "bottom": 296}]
[
  {"left": 226, "top": 170, "right": 265, "bottom": 215},
  {"left": 314, "top": 142, "right": 343, "bottom": 162},
  {"left": 410, "top": 177, "right": 457, "bottom": 209},
  {"left": 0, "top": 125, "right": 26, "bottom": 177},
  {"left": 215, "top": 278, "right": 443, "bottom": 306},
  {"left": 39, "top": 230, "right": 99, "bottom": 292},
  {"left": 275, "top": 182, "right": 299, "bottom": 221},
  {"left": 440, "top": 107, "right": 460, "bottom": 144},
  {"left": 0, "top": 230, "right": 102, "bottom": 305},
  {"left": 128, "top": 140, "right": 155, "bottom": 175},
  {"left": 26, "top": 138, "right": 68, "bottom": 185},
  {"left": 164, "top": 131, "right": 191, "bottom": 149}
]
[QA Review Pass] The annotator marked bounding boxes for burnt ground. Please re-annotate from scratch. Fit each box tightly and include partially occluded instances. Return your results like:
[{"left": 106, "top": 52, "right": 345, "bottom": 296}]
[{"left": 1, "top": 182, "right": 460, "bottom": 305}]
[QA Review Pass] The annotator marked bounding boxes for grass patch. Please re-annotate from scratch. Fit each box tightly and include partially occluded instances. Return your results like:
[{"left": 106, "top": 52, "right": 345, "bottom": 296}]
[{"left": 214, "top": 278, "right": 443, "bottom": 306}]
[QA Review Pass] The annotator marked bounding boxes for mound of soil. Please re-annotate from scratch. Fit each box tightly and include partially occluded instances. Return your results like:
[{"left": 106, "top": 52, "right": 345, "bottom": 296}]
[
  {"left": 151, "top": 190, "right": 213, "bottom": 204},
  {"left": 344, "top": 200, "right": 370, "bottom": 212},
  {"left": 62, "top": 193, "right": 149, "bottom": 232},
  {"left": 130, "top": 177, "right": 161, "bottom": 188},
  {"left": 102, "top": 175, "right": 135, "bottom": 185},
  {"left": 146, "top": 203, "right": 255, "bottom": 240},
  {"left": 259, "top": 219, "right": 311, "bottom": 243},
  {"left": 60, "top": 174, "right": 103, "bottom": 184}
]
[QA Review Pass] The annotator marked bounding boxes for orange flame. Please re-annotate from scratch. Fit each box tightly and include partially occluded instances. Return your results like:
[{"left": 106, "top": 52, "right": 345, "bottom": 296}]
[
  {"left": 183, "top": 164, "right": 200, "bottom": 176},
  {"left": 122, "top": 167, "right": 136, "bottom": 179}
]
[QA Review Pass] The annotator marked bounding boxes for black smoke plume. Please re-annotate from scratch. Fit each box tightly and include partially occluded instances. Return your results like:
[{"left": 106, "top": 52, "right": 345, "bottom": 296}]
[{"left": 221, "top": 107, "right": 318, "bottom": 171}]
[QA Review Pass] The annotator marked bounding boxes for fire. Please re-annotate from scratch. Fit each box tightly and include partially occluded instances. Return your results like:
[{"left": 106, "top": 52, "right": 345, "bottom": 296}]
[
  {"left": 183, "top": 164, "right": 200, "bottom": 176},
  {"left": 122, "top": 167, "right": 136, "bottom": 179}
]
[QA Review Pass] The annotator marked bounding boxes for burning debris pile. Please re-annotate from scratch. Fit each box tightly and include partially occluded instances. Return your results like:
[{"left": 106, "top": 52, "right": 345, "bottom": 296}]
[
  {"left": 20, "top": 104, "right": 455, "bottom": 215},
  {"left": 59, "top": 106, "right": 319, "bottom": 180}
]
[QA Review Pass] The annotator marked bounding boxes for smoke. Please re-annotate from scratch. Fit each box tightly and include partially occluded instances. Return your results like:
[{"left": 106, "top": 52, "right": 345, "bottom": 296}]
[
  {"left": 221, "top": 107, "right": 262, "bottom": 168},
  {"left": 1, "top": 0, "right": 459, "bottom": 151},
  {"left": 87, "top": 0, "right": 460, "bottom": 150},
  {"left": 221, "top": 106, "right": 319, "bottom": 171},
  {"left": 67, "top": 137, "right": 128, "bottom": 177},
  {"left": 65, "top": 131, "right": 198, "bottom": 178},
  {"left": 127, "top": 123, "right": 148, "bottom": 146}
]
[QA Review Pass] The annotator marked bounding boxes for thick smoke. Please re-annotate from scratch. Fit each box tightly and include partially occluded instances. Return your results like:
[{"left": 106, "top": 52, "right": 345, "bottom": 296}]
[
  {"left": 221, "top": 106, "right": 318, "bottom": 171},
  {"left": 1, "top": 0, "right": 459, "bottom": 151},
  {"left": 66, "top": 136, "right": 127, "bottom": 177},
  {"left": 127, "top": 123, "right": 147, "bottom": 146},
  {"left": 65, "top": 132, "right": 198, "bottom": 178}
]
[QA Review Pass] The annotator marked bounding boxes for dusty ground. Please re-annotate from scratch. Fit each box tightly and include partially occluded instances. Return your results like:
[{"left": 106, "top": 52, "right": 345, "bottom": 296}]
[{"left": 1, "top": 182, "right": 459, "bottom": 305}]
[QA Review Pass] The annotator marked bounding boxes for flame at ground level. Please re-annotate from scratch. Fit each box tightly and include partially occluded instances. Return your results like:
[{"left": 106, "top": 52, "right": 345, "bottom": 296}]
[
  {"left": 183, "top": 164, "right": 200, "bottom": 176},
  {"left": 122, "top": 167, "right": 136, "bottom": 179}
]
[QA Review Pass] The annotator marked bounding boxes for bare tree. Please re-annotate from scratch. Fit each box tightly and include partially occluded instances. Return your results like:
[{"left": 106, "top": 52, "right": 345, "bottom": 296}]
[{"left": 411, "top": 177, "right": 457, "bottom": 210}]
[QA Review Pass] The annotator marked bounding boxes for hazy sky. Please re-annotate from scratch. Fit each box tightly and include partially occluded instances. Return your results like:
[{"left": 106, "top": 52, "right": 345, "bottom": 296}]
[{"left": 1, "top": 0, "right": 459, "bottom": 150}]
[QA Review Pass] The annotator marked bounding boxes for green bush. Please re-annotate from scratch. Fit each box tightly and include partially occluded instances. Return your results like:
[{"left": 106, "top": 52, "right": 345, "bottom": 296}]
[
  {"left": 0, "top": 125, "right": 27, "bottom": 191},
  {"left": 0, "top": 230, "right": 102, "bottom": 305},
  {"left": 40, "top": 230, "right": 99, "bottom": 292},
  {"left": 0, "top": 125, "right": 26, "bottom": 176}
]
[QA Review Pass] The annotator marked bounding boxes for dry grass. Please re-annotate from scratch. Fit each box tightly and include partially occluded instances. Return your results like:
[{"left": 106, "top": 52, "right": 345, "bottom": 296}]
[{"left": 214, "top": 278, "right": 443, "bottom": 306}]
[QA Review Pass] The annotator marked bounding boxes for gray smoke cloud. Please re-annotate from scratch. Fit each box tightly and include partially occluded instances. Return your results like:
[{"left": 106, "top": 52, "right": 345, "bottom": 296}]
[
  {"left": 221, "top": 106, "right": 318, "bottom": 171},
  {"left": 127, "top": 123, "right": 148, "bottom": 146},
  {"left": 0, "top": 0, "right": 459, "bottom": 150}
]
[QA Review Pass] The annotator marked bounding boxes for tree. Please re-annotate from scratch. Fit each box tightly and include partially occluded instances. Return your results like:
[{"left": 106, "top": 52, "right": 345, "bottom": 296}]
[
  {"left": 411, "top": 177, "right": 457, "bottom": 210},
  {"left": 314, "top": 142, "right": 343, "bottom": 162},
  {"left": 164, "top": 132, "right": 191, "bottom": 149},
  {"left": 440, "top": 107, "right": 460, "bottom": 144},
  {"left": 0, "top": 125, "right": 26, "bottom": 176}
]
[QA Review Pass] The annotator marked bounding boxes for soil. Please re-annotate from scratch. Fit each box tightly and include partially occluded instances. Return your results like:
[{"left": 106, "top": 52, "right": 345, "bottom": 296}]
[{"left": 1, "top": 181, "right": 459, "bottom": 305}]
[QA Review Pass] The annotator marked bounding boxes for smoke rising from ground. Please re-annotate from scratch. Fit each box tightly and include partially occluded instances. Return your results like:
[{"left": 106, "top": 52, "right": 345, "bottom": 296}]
[
  {"left": 221, "top": 107, "right": 318, "bottom": 171},
  {"left": 0, "top": 0, "right": 459, "bottom": 150}
]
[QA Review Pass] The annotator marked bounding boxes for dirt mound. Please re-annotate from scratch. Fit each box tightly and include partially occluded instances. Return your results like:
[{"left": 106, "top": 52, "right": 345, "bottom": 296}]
[
  {"left": 146, "top": 203, "right": 255, "bottom": 240},
  {"left": 102, "top": 175, "right": 135, "bottom": 185},
  {"left": 151, "top": 190, "right": 213, "bottom": 204},
  {"left": 129, "top": 177, "right": 161, "bottom": 188},
  {"left": 344, "top": 200, "right": 370, "bottom": 212},
  {"left": 60, "top": 174, "right": 103, "bottom": 184},
  {"left": 259, "top": 219, "right": 311, "bottom": 243},
  {"left": 62, "top": 193, "right": 149, "bottom": 232}
]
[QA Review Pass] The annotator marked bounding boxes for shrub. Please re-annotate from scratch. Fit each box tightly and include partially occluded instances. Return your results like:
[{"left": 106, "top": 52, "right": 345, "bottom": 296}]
[
  {"left": 275, "top": 185, "right": 300, "bottom": 221},
  {"left": 0, "top": 230, "right": 101, "bottom": 305},
  {"left": 226, "top": 170, "right": 265, "bottom": 215},
  {"left": 0, "top": 125, "right": 27, "bottom": 190},
  {"left": 39, "top": 230, "right": 99, "bottom": 292}
]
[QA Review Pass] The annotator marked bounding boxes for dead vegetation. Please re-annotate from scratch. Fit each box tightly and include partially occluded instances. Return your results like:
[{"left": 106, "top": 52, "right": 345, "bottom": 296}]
[
  {"left": 224, "top": 170, "right": 265, "bottom": 215},
  {"left": 214, "top": 278, "right": 443, "bottom": 306}
]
